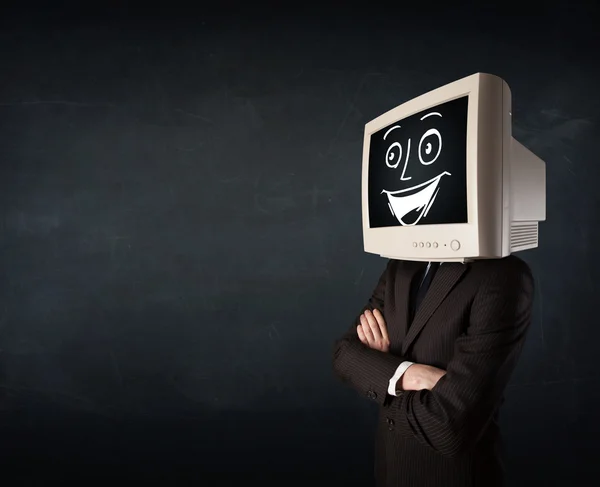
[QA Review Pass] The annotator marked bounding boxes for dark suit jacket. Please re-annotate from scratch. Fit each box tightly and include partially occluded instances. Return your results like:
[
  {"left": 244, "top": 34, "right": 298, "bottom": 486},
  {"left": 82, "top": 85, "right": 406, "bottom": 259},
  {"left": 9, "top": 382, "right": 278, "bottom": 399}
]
[{"left": 332, "top": 256, "right": 534, "bottom": 487}]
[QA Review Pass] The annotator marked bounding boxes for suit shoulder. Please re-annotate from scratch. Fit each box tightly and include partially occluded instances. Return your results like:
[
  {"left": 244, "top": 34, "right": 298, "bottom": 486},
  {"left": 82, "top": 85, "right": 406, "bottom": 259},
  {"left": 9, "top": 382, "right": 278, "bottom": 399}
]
[
  {"left": 385, "top": 258, "right": 406, "bottom": 272},
  {"left": 469, "top": 255, "right": 534, "bottom": 288}
]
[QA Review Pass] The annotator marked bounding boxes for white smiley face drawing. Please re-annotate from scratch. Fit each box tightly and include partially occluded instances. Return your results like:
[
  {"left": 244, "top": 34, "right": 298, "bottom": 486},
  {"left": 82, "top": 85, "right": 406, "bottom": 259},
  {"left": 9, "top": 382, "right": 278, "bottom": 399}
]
[{"left": 380, "top": 111, "right": 451, "bottom": 226}]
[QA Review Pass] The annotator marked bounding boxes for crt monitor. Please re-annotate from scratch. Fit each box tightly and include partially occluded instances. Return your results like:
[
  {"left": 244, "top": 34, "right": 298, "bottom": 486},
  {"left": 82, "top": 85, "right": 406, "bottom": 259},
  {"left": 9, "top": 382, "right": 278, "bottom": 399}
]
[{"left": 361, "top": 72, "right": 546, "bottom": 262}]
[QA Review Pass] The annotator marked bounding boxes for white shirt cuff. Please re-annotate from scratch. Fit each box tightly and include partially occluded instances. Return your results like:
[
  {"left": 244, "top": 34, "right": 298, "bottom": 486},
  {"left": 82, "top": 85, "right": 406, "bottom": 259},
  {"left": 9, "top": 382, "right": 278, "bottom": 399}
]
[{"left": 388, "top": 361, "right": 415, "bottom": 396}]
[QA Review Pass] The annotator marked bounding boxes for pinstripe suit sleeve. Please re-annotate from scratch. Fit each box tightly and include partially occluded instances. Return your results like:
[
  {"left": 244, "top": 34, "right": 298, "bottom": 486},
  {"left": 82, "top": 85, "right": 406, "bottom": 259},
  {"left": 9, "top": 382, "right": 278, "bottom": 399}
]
[
  {"left": 332, "top": 260, "right": 408, "bottom": 406},
  {"left": 390, "top": 260, "right": 534, "bottom": 456}
]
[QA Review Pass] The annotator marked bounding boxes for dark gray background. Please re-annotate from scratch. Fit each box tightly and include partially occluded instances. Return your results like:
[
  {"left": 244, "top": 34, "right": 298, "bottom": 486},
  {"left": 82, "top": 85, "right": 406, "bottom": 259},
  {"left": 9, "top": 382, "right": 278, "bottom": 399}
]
[{"left": 1, "top": 3, "right": 598, "bottom": 486}]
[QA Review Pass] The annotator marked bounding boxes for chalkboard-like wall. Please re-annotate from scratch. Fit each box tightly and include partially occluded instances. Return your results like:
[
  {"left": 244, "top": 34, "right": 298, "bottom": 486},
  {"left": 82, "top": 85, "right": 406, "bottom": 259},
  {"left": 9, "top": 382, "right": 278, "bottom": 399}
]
[{"left": 1, "top": 5, "right": 598, "bottom": 486}]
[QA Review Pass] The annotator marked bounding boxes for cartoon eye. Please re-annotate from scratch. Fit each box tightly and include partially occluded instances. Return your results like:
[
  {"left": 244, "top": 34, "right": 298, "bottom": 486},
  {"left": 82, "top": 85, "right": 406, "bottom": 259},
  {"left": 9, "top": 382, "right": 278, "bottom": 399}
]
[
  {"left": 385, "top": 142, "right": 403, "bottom": 169},
  {"left": 418, "top": 128, "right": 442, "bottom": 165}
]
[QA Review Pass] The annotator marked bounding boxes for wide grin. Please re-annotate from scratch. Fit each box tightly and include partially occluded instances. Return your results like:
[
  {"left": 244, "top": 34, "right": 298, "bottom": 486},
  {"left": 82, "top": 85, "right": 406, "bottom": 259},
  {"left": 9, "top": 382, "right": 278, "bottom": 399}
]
[{"left": 381, "top": 171, "right": 451, "bottom": 226}]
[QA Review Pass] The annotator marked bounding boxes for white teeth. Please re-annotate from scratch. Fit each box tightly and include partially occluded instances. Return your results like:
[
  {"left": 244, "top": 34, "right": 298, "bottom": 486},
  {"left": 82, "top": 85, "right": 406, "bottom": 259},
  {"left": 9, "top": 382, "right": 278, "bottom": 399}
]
[{"left": 382, "top": 172, "right": 450, "bottom": 226}]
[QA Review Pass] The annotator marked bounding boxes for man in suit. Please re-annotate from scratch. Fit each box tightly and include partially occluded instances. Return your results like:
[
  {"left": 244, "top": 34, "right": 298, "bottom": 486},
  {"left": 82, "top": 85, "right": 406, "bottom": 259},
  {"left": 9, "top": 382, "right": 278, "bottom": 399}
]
[{"left": 332, "top": 255, "right": 534, "bottom": 487}]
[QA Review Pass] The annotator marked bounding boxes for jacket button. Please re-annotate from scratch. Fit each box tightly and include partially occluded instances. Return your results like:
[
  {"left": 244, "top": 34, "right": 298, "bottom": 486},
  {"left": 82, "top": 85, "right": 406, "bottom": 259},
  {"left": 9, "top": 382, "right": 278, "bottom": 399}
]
[
  {"left": 366, "top": 390, "right": 377, "bottom": 400},
  {"left": 387, "top": 417, "right": 394, "bottom": 430}
]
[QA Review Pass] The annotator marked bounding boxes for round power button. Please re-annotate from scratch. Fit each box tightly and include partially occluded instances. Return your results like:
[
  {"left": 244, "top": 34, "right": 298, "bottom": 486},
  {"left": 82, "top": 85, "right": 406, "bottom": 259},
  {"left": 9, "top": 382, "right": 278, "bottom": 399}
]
[{"left": 450, "top": 240, "right": 461, "bottom": 251}]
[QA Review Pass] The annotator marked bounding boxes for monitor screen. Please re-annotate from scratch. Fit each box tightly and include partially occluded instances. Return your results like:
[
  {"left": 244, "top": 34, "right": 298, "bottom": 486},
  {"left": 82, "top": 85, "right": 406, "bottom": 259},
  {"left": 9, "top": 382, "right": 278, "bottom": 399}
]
[{"left": 367, "top": 96, "right": 469, "bottom": 228}]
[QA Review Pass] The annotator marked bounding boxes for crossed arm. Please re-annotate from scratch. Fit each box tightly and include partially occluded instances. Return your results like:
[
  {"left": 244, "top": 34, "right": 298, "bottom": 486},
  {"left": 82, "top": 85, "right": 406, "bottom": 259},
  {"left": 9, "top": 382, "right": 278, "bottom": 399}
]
[
  {"left": 332, "top": 260, "right": 534, "bottom": 457},
  {"left": 357, "top": 307, "right": 447, "bottom": 392}
]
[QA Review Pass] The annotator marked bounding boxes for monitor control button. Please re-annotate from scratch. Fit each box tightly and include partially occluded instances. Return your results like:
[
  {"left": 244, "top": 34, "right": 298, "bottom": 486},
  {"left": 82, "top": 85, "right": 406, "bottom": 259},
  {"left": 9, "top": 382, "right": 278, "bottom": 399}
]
[
  {"left": 419, "top": 242, "right": 424, "bottom": 248},
  {"left": 413, "top": 242, "right": 417, "bottom": 247},
  {"left": 433, "top": 242, "right": 438, "bottom": 248},
  {"left": 426, "top": 242, "right": 431, "bottom": 248},
  {"left": 450, "top": 240, "right": 461, "bottom": 251}
]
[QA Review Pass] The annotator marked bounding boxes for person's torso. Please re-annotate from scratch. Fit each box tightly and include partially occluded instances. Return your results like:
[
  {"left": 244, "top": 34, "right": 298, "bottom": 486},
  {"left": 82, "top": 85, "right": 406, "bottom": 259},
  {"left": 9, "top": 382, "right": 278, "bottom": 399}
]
[{"left": 374, "top": 258, "right": 515, "bottom": 486}]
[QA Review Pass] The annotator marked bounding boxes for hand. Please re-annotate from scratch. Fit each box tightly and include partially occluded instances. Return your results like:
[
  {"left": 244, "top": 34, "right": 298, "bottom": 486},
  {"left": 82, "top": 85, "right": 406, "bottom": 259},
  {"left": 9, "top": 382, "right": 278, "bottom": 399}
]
[
  {"left": 357, "top": 308, "right": 390, "bottom": 352},
  {"left": 401, "top": 364, "right": 447, "bottom": 391}
]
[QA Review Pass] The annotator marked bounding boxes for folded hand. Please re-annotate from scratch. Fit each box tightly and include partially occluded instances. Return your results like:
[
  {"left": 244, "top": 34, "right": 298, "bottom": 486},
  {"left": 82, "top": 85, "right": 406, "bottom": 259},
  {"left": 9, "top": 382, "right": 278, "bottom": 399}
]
[
  {"left": 357, "top": 308, "right": 390, "bottom": 353},
  {"left": 402, "top": 364, "right": 447, "bottom": 391}
]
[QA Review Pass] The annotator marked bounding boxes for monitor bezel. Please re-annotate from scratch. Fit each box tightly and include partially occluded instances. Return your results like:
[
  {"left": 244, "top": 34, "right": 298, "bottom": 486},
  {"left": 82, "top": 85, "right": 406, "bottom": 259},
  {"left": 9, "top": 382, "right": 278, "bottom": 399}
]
[{"left": 361, "top": 73, "right": 506, "bottom": 262}]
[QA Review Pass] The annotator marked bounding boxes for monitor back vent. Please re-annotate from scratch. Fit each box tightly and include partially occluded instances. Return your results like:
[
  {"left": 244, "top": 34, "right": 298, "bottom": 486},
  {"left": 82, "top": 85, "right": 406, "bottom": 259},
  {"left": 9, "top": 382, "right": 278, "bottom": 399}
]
[{"left": 510, "top": 221, "right": 538, "bottom": 252}]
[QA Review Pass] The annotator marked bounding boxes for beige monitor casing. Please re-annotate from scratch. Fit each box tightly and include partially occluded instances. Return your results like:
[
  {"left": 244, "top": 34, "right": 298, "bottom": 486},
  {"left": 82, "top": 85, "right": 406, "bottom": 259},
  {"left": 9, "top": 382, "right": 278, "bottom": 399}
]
[{"left": 361, "top": 72, "right": 546, "bottom": 262}]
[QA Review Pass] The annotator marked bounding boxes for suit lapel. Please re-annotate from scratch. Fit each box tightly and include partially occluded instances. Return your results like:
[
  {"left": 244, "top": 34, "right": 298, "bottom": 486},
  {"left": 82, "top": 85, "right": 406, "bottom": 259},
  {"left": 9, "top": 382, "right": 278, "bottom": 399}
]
[
  {"left": 388, "top": 260, "right": 425, "bottom": 354},
  {"left": 401, "top": 263, "right": 468, "bottom": 355}
]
